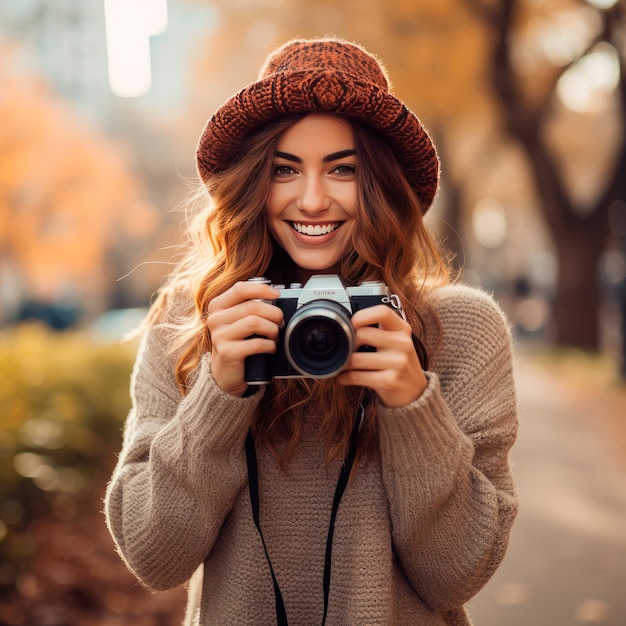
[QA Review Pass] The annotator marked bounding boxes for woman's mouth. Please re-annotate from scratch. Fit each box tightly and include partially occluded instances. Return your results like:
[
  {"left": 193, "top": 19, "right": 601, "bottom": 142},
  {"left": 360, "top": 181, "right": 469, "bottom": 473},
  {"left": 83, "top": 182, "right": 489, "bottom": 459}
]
[{"left": 291, "top": 222, "right": 342, "bottom": 236}]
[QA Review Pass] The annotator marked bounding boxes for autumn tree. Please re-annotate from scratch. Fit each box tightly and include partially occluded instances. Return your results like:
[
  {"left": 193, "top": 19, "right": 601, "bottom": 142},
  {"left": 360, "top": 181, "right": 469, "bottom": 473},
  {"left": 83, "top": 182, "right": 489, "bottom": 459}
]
[
  {"left": 464, "top": 0, "right": 626, "bottom": 349},
  {"left": 0, "top": 43, "right": 160, "bottom": 324}
]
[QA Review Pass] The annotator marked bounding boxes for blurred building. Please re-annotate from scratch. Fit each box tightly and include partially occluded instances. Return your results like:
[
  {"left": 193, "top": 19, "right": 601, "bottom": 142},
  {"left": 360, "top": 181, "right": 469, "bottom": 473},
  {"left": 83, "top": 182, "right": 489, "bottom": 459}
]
[
  {"left": 0, "top": 0, "right": 218, "bottom": 324},
  {"left": 0, "top": 0, "right": 217, "bottom": 124},
  {"left": 0, "top": 1, "right": 110, "bottom": 119}
]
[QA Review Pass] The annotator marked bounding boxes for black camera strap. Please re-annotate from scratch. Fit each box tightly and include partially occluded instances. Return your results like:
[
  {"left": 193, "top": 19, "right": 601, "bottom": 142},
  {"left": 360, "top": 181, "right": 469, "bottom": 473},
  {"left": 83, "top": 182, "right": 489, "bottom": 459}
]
[{"left": 244, "top": 403, "right": 364, "bottom": 626}]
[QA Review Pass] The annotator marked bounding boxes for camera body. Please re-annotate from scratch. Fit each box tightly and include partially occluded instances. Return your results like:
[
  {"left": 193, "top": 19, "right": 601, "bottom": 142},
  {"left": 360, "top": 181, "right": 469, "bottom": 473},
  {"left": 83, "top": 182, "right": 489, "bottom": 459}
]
[{"left": 244, "top": 274, "right": 403, "bottom": 384}]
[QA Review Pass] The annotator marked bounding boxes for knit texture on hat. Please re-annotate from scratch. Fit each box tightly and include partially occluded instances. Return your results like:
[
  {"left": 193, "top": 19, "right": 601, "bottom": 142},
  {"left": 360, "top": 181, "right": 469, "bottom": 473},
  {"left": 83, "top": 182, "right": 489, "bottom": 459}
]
[{"left": 196, "top": 38, "right": 439, "bottom": 213}]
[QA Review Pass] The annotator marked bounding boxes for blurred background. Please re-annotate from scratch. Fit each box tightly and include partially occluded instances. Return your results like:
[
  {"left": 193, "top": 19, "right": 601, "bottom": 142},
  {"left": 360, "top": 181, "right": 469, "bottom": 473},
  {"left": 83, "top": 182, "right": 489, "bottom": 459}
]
[{"left": 0, "top": 0, "right": 625, "bottom": 624}]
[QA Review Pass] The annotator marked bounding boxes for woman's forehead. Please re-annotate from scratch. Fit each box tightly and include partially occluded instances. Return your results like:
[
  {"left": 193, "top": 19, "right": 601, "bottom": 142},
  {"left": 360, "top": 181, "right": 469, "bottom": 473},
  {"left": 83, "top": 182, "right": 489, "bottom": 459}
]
[{"left": 276, "top": 114, "right": 355, "bottom": 156}]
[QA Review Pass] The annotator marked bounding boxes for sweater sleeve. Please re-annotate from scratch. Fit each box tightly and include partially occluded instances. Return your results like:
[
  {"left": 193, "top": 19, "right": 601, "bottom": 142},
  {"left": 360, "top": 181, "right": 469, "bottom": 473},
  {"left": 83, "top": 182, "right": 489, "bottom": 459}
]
[
  {"left": 104, "top": 323, "right": 262, "bottom": 591},
  {"left": 377, "top": 285, "right": 518, "bottom": 611}
]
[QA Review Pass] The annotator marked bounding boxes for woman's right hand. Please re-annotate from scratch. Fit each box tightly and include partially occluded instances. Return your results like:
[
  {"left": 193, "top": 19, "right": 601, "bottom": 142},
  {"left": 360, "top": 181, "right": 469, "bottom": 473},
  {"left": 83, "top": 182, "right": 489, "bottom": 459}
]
[{"left": 205, "top": 281, "right": 283, "bottom": 396}]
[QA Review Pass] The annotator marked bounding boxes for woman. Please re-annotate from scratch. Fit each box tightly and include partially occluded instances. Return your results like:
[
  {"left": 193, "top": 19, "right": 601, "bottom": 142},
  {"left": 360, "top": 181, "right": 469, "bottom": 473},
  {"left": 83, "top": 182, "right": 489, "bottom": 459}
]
[{"left": 105, "top": 38, "right": 518, "bottom": 625}]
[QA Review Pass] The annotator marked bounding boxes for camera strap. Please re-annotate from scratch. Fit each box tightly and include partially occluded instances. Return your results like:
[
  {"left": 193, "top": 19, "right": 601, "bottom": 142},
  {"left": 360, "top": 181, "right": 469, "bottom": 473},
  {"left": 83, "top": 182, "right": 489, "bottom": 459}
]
[{"left": 244, "top": 403, "right": 365, "bottom": 626}]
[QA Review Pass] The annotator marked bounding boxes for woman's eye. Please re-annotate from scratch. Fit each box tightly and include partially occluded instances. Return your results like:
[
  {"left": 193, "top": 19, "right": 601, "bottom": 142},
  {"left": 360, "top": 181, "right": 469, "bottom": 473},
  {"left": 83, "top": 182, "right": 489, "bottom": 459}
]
[
  {"left": 333, "top": 164, "right": 356, "bottom": 176},
  {"left": 273, "top": 164, "right": 296, "bottom": 177}
]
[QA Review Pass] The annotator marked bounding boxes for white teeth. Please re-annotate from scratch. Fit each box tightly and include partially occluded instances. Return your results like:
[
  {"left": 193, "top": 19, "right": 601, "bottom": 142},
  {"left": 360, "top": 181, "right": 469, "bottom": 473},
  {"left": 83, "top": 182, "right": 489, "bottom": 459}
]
[{"left": 292, "top": 222, "right": 340, "bottom": 236}]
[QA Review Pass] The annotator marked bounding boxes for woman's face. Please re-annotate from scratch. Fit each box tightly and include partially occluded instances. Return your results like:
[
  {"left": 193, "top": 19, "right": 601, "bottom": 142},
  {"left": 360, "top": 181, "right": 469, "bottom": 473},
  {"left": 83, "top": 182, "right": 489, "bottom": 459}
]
[{"left": 266, "top": 113, "right": 357, "bottom": 281}]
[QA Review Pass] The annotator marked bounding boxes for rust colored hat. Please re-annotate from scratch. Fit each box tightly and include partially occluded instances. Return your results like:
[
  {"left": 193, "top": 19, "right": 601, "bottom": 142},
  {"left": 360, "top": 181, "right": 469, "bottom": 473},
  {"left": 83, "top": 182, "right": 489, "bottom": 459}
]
[{"left": 196, "top": 38, "right": 439, "bottom": 212}]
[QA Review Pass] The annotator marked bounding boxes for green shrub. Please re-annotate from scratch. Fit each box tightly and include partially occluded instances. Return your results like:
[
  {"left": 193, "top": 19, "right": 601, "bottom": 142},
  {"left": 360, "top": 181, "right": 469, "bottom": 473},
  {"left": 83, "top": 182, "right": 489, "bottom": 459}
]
[{"left": 0, "top": 323, "right": 137, "bottom": 585}]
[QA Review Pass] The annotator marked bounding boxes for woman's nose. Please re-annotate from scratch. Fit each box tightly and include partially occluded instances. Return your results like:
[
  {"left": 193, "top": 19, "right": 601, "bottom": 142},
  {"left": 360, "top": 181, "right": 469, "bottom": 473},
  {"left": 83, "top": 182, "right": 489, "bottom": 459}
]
[{"left": 298, "top": 176, "right": 329, "bottom": 213}]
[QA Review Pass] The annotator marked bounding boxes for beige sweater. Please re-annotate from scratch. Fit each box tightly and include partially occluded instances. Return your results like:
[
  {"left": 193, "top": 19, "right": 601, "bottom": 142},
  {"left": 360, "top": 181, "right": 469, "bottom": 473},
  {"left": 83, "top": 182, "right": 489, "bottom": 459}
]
[{"left": 105, "top": 284, "right": 518, "bottom": 625}]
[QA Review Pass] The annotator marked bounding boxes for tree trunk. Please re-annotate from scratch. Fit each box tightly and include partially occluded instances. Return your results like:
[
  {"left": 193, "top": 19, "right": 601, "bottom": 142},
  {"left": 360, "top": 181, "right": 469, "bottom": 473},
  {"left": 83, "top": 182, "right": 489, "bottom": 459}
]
[
  {"left": 463, "top": 0, "right": 625, "bottom": 362},
  {"left": 486, "top": 0, "right": 617, "bottom": 351},
  {"left": 551, "top": 225, "right": 607, "bottom": 348}
]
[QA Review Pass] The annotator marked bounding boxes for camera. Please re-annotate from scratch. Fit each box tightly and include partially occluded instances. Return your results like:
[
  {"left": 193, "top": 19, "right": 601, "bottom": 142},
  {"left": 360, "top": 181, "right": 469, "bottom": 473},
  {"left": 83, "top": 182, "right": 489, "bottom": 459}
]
[{"left": 244, "top": 274, "right": 404, "bottom": 384}]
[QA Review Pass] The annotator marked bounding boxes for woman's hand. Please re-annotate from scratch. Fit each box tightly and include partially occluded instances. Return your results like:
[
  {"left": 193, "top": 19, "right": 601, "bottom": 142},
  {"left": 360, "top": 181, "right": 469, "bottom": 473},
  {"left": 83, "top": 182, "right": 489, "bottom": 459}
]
[
  {"left": 205, "top": 281, "right": 283, "bottom": 397},
  {"left": 338, "top": 305, "right": 427, "bottom": 408}
]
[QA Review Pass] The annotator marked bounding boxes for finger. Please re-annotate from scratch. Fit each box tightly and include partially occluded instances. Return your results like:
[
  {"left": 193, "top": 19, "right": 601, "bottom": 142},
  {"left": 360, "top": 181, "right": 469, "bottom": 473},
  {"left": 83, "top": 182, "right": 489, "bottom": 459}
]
[
  {"left": 210, "top": 314, "right": 282, "bottom": 345},
  {"left": 207, "top": 299, "right": 284, "bottom": 333},
  {"left": 345, "top": 343, "right": 416, "bottom": 373},
  {"left": 207, "top": 281, "right": 279, "bottom": 314},
  {"left": 353, "top": 325, "right": 415, "bottom": 353},
  {"left": 351, "top": 304, "right": 407, "bottom": 330},
  {"left": 212, "top": 334, "right": 278, "bottom": 362},
  {"left": 211, "top": 335, "right": 277, "bottom": 397},
  {"left": 338, "top": 367, "right": 426, "bottom": 407},
  {"left": 339, "top": 367, "right": 401, "bottom": 388}
]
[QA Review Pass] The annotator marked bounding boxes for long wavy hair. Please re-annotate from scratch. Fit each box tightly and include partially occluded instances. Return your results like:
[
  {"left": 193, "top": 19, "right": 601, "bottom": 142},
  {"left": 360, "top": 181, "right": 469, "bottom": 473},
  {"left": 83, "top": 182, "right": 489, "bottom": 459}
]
[{"left": 147, "top": 114, "right": 450, "bottom": 467}]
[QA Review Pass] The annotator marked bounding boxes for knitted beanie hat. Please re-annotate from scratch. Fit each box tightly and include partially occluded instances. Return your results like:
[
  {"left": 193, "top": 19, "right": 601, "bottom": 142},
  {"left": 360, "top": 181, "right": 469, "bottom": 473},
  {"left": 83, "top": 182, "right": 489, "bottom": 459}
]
[{"left": 196, "top": 37, "right": 439, "bottom": 213}]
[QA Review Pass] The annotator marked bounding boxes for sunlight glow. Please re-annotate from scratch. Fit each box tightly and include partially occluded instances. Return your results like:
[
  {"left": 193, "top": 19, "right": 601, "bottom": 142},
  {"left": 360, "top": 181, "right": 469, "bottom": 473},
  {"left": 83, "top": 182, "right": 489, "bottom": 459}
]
[
  {"left": 602, "top": 250, "right": 626, "bottom": 285},
  {"left": 104, "top": 0, "right": 168, "bottom": 98},
  {"left": 511, "top": 8, "right": 603, "bottom": 75},
  {"left": 472, "top": 198, "right": 508, "bottom": 249},
  {"left": 585, "top": 0, "right": 619, "bottom": 8},
  {"left": 541, "top": 12, "right": 596, "bottom": 67},
  {"left": 556, "top": 44, "right": 620, "bottom": 112}
]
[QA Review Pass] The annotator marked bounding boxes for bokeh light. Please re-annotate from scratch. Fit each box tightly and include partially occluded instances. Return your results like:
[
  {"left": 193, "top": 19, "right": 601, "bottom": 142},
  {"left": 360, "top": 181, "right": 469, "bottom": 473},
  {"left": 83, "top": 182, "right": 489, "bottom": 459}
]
[
  {"left": 557, "top": 43, "right": 620, "bottom": 112},
  {"left": 602, "top": 249, "right": 626, "bottom": 286},
  {"left": 586, "top": 0, "right": 620, "bottom": 8},
  {"left": 472, "top": 198, "right": 508, "bottom": 249},
  {"left": 103, "top": 0, "right": 168, "bottom": 97}
]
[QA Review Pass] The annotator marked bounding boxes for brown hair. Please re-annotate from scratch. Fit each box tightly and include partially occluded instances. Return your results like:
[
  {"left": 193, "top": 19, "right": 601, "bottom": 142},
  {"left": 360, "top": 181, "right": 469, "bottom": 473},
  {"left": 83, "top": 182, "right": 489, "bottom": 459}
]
[
  {"left": 146, "top": 116, "right": 304, "bottom": 384},
  {"left": 148, "top": 114, "right": 450, "bottom": 467}
]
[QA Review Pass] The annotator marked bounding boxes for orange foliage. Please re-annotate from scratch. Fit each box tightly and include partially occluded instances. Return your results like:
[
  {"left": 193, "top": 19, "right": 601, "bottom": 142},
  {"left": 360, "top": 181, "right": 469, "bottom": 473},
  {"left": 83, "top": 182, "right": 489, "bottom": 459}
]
[
  {"left": 0, "top": 43, "right": 159, "bottom": 304},
  {"left": 188, "top": 0, "right": 491, "bottom": 133}
]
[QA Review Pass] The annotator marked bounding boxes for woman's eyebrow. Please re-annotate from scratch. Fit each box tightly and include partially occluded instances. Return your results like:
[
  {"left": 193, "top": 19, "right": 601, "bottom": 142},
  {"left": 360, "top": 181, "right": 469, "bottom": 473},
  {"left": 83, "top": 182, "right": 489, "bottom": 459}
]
[
  {"left": 275, "top": 151, "right": 302, "bottom": 163},
  {"left": 274, "top": 149, "right": 357, "bottom": 163},
  {"left": 323, "top": 149, "right": 356, "bottom": 163}
]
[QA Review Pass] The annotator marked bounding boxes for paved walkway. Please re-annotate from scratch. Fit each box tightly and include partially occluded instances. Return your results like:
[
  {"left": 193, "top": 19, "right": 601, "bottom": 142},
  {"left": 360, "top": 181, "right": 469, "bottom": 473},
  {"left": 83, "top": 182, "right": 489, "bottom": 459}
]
[{"left": 467, "top": 345, "right": 626, "bottom": 625}]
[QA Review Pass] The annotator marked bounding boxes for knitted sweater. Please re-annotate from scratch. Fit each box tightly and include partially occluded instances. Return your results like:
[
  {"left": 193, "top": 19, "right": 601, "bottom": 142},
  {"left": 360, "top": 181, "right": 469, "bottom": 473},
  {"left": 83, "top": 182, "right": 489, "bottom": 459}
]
[{"left": 105, "top": 284, "right": 518, "bottom": 625}]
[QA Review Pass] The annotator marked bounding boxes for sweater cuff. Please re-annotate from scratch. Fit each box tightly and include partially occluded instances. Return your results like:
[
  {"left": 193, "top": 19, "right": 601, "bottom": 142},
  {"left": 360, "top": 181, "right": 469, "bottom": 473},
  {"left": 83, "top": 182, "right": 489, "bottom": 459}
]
[
  {"left": 377, "top": 372, "right": 472, "bottom": 470},
  {"left": 175, "top": 354, "right": 264, "bottom": 455}
]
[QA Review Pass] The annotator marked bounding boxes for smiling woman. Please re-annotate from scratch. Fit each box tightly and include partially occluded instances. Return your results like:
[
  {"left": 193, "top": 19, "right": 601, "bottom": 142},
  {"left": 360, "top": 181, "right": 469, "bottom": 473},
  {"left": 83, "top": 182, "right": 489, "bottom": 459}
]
[
  {"left": 104, "top": 37, "right": 519, "bottom": 626},
  {"left": 265, "top": 114, "right": 358, "bottom": 282},
  {"left": 103, "top": 0, "right": 168, "bottom": 97}
]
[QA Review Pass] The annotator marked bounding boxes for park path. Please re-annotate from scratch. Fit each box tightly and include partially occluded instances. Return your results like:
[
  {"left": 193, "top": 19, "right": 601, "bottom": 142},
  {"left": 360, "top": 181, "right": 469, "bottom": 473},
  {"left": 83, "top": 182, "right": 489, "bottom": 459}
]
[{"left": 467, "top": 345, "right": 626, "bottom": 626}]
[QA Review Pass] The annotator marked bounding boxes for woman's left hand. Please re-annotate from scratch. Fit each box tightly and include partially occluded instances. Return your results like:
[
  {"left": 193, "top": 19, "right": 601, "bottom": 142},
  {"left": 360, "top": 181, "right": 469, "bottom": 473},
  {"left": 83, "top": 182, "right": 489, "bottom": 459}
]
[{"left": 337, "top": 305, "right": 428, "bottom": 408}]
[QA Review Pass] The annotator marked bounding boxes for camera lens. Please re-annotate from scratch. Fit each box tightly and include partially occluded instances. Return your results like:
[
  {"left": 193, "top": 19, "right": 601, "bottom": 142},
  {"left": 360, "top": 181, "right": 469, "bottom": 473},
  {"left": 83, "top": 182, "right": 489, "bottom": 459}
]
[
  {"left": 298, "top": 319, "right": 343, "bottom": 358},
  {"left": 285, "top": 301, "right": 354, "bottom": 378}
]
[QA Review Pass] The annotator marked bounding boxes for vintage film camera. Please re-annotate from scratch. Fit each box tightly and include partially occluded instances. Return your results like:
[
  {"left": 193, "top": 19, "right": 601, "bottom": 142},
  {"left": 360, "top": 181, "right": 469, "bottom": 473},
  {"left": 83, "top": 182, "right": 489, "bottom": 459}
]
[{"left": 244, "top": 274, "right": 404, "bottom": 384}]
